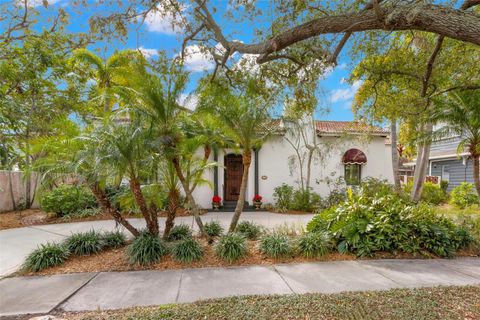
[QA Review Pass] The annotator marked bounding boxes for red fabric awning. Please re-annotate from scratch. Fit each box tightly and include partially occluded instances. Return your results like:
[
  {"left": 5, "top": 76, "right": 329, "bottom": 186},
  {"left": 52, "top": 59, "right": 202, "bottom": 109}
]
[{"left": 342, "top": 149, "right": 367, "bottom": 164}]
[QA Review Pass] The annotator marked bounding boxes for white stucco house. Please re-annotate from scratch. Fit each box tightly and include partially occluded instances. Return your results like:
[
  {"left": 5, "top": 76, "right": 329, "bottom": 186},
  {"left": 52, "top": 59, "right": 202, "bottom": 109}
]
[{"left": 191, "top": 120, "right": 394, "bottom": 209}]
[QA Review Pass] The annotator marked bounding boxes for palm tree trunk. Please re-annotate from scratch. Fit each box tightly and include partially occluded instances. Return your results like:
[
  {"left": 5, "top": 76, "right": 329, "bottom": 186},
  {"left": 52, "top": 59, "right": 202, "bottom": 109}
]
[
  {"left": 90, "top": 183, "right": 139, "bottom": 237},
  {"left": 390, "top": 119, "right": 401, "bottom": 190},
  {"left": 172, "top": 156, "right": 205, "bottom": 234},
  {"left": 129, "top": 175, "right": 158, "bottom": 235},
  {"left": 163, "top": 188, "right": 179, "bottom": 240},
  {"left": 8, "top": 171, "right": 16, "bottom": 211},
  {"left": 473, "top": 154, "right": 480, "bottom": 198},
  {"left": 411, "top": 123, "right": 433, "bottom": 202},
  {"left": 229, "top": 149, "right": 252, "bottom": 232}
]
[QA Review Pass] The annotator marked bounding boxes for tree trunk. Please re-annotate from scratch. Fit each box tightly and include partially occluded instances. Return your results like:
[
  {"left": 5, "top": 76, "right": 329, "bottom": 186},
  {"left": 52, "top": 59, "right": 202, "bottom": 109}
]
[
  {"left": 8, "top": 171, "right": 16, "bottom": 211},
  {"left": 163, "top": 188, "right": 180, "bottom": 240},
  {"left": 390, "top": 119, "right": 401, "bottom": 190},
  {"left": 473, "top": 154, "right": 480, "bottom": 198},
  {"left": 129, "top": 175, "right": 158, "bottom": 235},
  {"left": 172, "top": 156, "right": 205, "bottom": 234},
  {"left": 411, "top": 123, "right": 433, "bottom": 202},
  {"left": 90, "top": 183, "right": 139, "bottom": 237},
  {"left": 229, "top": 149, "right": 252, "bottom": 232},
  {"left": 24, "top": 138, "right": 31, "bottom": 209}
]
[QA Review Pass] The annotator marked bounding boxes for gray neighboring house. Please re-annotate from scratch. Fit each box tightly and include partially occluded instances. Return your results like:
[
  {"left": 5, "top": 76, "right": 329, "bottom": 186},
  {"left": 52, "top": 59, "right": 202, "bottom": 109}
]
[{"left": 427, "top": 134, "right": 474, "bottom": 192}]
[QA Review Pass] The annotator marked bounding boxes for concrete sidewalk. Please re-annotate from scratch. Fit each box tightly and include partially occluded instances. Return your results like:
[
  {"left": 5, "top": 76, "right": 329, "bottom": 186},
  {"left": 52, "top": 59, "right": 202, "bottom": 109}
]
[
  {"left": 0, "top": 258, "right": 479, "bottom": 317},
  {"left": 0, "top": 211, "right": 313, "bottom": 277}
]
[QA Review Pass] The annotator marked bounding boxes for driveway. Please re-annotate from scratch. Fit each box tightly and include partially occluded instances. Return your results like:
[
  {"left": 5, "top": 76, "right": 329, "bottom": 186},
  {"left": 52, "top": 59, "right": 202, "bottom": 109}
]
[
  {"left": 0, "top": 258, "right": 479, "bottom": 317},
  {"left": 0, "top": 211, "right": 314, "bottom": 277}
]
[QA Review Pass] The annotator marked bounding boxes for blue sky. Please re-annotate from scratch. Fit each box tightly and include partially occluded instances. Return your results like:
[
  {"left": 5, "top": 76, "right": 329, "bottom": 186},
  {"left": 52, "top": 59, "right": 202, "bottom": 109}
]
[{"left": 27, "top": 0, "right": 360, "bottom": 121}]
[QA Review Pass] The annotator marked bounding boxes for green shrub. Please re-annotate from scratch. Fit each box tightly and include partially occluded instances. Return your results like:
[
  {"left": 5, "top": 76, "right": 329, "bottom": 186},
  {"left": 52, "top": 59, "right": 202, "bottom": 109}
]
[
  {"left": 291, "top": 189, "right": 322, "bottom": 212},
  {"left": 216, "top": 233, "right": 247, "bottom": 262},
  {"left": 64, "top": 230, "right": 104, "bottom": 256},
  {"left": 440, "top": 180, "right": 449, "bottom": 193},
  {"left": 450, "top": 183, "right": 479, "bottom": 209},
  {"left": 23, "top": 243, "right": 69, "bottom": 272},
  {"left": 307, "top": 187, "right": 472, "bottom": 258},
  {"left": 297, "top": 232, "right": 331, "bottom": 258},
  {"left": 259, "top": 234, "right": 293, "bottom": 259},
  {"left": 114, "top": 184, "right": 167, "bottom": 213},
  {"left": 358, "top": 178, "right": 397, "bottom": 198},
  {"left": 236, "top": 221, "right": 262, "bottom": 240},
  {"left": 40, "top": 185, "right": 97, "bottom": 217},
  {"left": 127, "top": 232, "right": 168, "bottom": 265},
  {"left": 168, "top": 224, "right": 193, "bottom": 241},
  {"left": 273, "top": 184, "right": 294, "bottom": 212},
  {"left": 102, "top": 231, "right": 127, "bottom": 248},
  {"left": 204, "top": 221, "right": 223, "bottom": 238},
  {"left": 171, "top": 238, "right": 204, "bottom": 263},
  {"left": 319, "top": 190, "right": 346, "bottom": 210},
  {"left": 62, "top": 207, "right": 102, "bottom": 220},
  {"left": 421, "top": 182, "right": 447, "bottom": 205}
]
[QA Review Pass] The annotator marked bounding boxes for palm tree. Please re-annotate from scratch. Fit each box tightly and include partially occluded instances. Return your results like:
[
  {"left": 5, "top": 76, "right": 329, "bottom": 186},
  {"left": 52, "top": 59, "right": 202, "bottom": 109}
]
[
  {"left": 96, "top": 117, "right": 160, "bottom": 235},
  {"left": 198, "top": 78, "right": 273, "bottom": 232},
  {"left": 71, "top": 49, "right": 141, "bottom": 113},
  {"left": 432, "top": 90, "right": 480, "bottom": 197},
  {"left": 33, "top": 127, "right": 140, "bottom": 237}
]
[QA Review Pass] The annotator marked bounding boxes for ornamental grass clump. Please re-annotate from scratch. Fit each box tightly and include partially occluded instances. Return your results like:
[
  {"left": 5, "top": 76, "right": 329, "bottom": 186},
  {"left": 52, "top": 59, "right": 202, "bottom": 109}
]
[
  {"left": 204, "top": 221, "right": 224, "bottom": 238},
  {"left": 168, "top": 224, "right": 193, "bottom": 241},
  {"left": 216, "top": 233, "right": 247, "bottom": 262},
  {"left": 236, "top": 221, "right": 262, "bottom": 240},
  {"left": 297, "top": 232, "right": 331, "bottom": 258},
  {"left": 64, "top": 230, "right": 104, "bottom": 256},
  {"left": 171, "top": 238, "right": 204, "bottom": 263},
  {"left": 102, "top": 230, "right": 127, "bottom": 248},
  {"left": 23, "top": 243, "right": 70, "bottom": 272},
  {"left": 259, "top": 233, "right": 294, "bottom": 259},
  {"left": 128, "top": 232, "right": 168, "bottom": 265}
]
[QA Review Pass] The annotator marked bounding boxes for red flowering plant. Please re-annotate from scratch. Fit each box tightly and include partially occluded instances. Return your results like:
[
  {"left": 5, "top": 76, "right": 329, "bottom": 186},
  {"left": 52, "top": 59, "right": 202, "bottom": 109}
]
[
  {"left": 212, "top": 195, "right": 222, "bottom": 203},
  {"left": 253, "top": 194, "right": 262, "bottom": 202}
]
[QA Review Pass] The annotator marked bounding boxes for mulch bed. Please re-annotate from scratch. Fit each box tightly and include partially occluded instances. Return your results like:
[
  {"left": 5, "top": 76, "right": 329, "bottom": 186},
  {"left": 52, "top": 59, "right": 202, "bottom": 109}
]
[
  {"left": 17, "top": 238, "right": 479, "bottom": 277},
  {"left": 0, "top": 208, "right": 206, "bottom": 231}
]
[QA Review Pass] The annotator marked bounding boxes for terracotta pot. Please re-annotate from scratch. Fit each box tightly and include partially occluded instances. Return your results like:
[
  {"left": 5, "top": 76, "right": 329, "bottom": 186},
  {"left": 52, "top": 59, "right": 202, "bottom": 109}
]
[
  {"left": 212, "top": 202, "right": 221, "bottom": 211},
  {"left": 253, "top": 201, "right": 262, "bottom": 210}
]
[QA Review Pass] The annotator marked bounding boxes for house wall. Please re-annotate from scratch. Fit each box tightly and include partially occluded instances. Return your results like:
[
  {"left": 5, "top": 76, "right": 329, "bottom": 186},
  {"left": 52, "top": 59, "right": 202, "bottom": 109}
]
[
  {"left": 430, "top": 157, "right": 475, "bottom": 191},
  {"left": 190, "top": 125, "right": 393, "bottom": 209}
]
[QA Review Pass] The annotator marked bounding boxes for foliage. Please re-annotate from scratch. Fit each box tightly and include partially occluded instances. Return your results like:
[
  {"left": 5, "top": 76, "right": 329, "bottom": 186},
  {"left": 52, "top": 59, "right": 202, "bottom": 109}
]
[
  {"left": 167, "top": 224, "right": 193, "bottom": 241},
  {"left": 40, "top": 185, "right": 97, "bottom": 217},
  {"left": 403, "top": 181, "right": 447, "bottom": 205},
  {"left": 259, "top": 234, "right": 294, "bottom": 259},
  {"left": 307, "top": 189, "right": 472, "bottom": 257},
  {"left": 102, "top": 231, "right": 127, "bottom": 248},
  {"left": 203, "top": 221, "right": 223, "bottom": 238},
  {"left": 62, "top": 207, "right": 102, "bottom": 221},
  {"left": 273, "top": 184, "right": 321, "bottom": 212},
  {"left": 215, "top": 233, "right": 247, "bottom": 262},
  {"left": 127, "top": 232, "right": 168, "bottom": 265},
  {"left": 440, "top": 180, "right": 449, "bottom": 194},
  {"left": 296, "top": 232, "right": 331, "bottom": 258},
  {"left": 104, "top": 185, "right": 130, "bottom": 209},
  {"left": 171, "top": 238, "right": 204, "bottom": 263},
  {"left": 273, "top": 184, "right": 294, "bottom": 212},
  {"left": 113, "top": 184, "right": 167, "bottom": 214},
  {"left": 236, "top": 221, "right": 262, "bottom": 240},
  {"left": 64, "top": 230, "right": 104, "bottom": 256},
  {"left": 23, "top": 243, "right": 69, "bottom": 272},
  {"left": 450, "top": 183, "right": 479, "bottom": 209}
]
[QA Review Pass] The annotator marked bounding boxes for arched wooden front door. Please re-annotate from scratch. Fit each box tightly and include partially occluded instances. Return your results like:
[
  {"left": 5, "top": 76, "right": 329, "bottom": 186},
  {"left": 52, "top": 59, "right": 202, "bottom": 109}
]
[{"left": 224, "top": 154, "right": 243, "bottom": 201}]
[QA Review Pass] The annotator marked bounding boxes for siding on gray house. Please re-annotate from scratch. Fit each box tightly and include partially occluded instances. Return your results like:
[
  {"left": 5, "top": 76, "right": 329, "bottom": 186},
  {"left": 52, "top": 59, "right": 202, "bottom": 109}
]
[
  {"left": 430, "top": 158, "right": 474, "bottom": 192},
  {"left": 430, "top": 135, "right": 462, "bottom": 153}
]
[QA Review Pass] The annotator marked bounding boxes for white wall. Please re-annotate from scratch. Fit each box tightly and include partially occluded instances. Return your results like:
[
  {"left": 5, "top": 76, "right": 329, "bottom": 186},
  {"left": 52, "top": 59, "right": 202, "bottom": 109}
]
[{"left": 190, "top": 127, "right": 393, "bottom": 209}]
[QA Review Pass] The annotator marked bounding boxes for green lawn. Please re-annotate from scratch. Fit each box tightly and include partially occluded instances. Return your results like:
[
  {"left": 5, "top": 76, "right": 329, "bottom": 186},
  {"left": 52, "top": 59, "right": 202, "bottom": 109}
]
[{"left": 68, "top": 286, "right": 480, "bottom": 320}]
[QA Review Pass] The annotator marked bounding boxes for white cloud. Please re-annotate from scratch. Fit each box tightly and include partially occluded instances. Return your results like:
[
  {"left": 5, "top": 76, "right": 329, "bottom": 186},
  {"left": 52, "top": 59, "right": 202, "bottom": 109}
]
[
  {"left": 329, "top": 80, "right": 363, "bottom": 103},
  {"left": 137, "top": 47, "right": 158, "bottom": 59},
  {"left": 144, "top": 4, "right": 185, "bottom": 35},
  {"left": 177, "top": 93, "right": 198, "bottom": 111},
  {"left": 181, "top": 45, "right": 215, "bottom": 72}
]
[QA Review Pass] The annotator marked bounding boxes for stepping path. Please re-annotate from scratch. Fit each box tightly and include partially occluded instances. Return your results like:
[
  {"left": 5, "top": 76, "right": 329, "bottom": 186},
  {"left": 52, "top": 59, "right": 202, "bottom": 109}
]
[
  {"left": 0, "top": 211, "right": 313, "bottom": 278},
  {"left": 0, "top": 258, "right": 479, "bottom": 317}
]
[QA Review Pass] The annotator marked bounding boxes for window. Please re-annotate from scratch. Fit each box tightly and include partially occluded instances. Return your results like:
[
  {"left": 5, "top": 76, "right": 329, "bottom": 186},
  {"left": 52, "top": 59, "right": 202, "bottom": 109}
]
[
  {"left": 442, "top": 165, "right": 450, "bottom": 182},
  {"left": 345, "top": 164, "right": 361, "bottom": 185}
]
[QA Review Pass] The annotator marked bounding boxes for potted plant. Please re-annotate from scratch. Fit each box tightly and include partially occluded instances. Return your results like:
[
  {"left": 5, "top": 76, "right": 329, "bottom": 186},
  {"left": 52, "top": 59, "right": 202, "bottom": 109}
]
[
  {"left": 252, "top": 194, "right": 262, "bottom": 210},
  {"left": 212, "top": 195, "right": 222, "bottom": 211}
]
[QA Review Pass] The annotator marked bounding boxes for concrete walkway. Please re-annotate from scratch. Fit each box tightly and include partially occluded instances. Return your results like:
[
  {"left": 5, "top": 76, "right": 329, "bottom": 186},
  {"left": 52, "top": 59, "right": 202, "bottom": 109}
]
[
  {"left": 0, "top": 258, "right": 479, "bottom": 317},
  {"left": 0, "top": 211, "right": 313, "bottom": 277}
]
